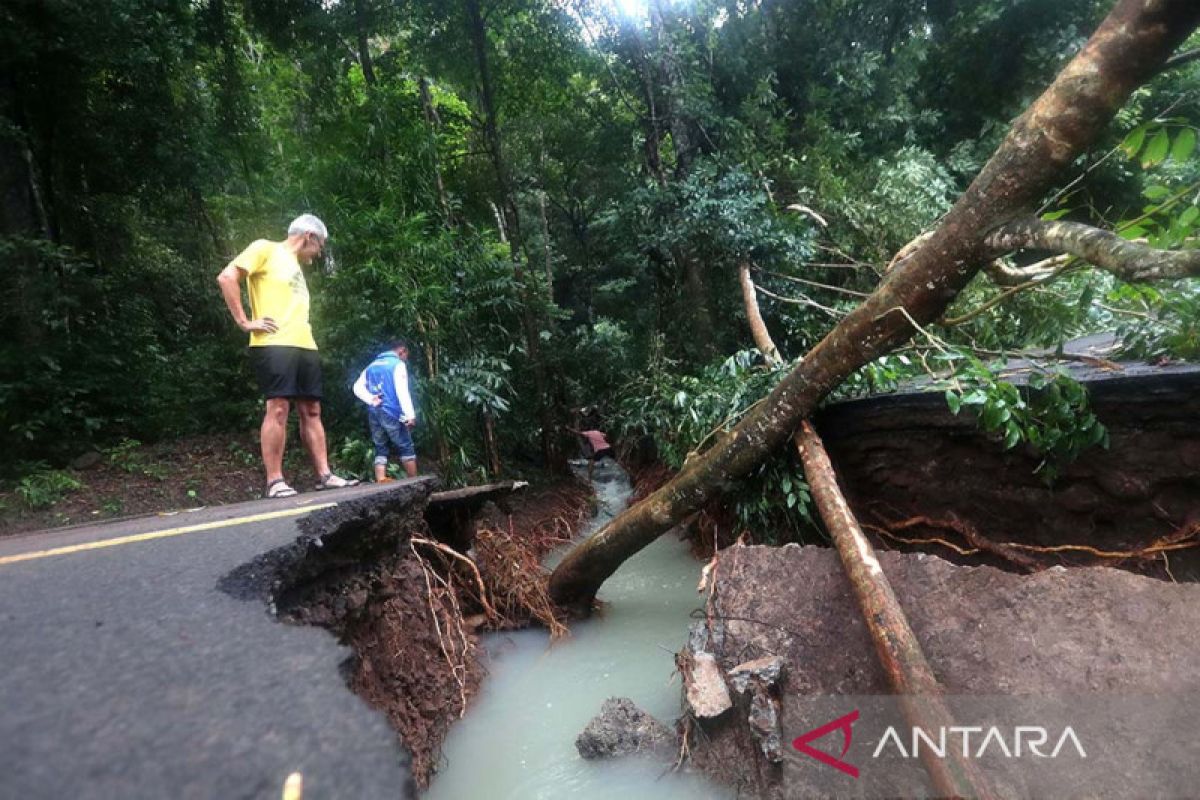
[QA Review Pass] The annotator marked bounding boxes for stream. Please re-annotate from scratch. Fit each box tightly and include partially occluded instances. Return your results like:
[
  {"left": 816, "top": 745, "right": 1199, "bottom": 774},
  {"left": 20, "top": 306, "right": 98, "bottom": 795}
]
[{"left": 424, "top": 461, "right": 734, "bottom": 799}]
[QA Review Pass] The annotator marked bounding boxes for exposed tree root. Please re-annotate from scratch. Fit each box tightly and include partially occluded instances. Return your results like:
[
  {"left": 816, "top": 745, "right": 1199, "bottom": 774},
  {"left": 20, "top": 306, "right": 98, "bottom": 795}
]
[
  {"left": 876, "top": 514, "right": 1042, "bottom": 572},
  {"left": 412, "top": 536, "right": 500, "bottom": 622},
  {"left": 409, "top": 539, "right": 475, "bottom": 719},
  {"left": 868, "top": 516, "right": 1200, "bottom": 576},
  {"left": 474, "top": 521, "right": 570, "bottom": 639}
]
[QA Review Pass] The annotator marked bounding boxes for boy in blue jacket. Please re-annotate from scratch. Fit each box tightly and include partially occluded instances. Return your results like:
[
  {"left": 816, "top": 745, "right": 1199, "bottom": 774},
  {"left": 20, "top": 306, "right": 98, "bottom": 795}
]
[{"left": 353, "top": 341, "right": 418, "bottom": 481}]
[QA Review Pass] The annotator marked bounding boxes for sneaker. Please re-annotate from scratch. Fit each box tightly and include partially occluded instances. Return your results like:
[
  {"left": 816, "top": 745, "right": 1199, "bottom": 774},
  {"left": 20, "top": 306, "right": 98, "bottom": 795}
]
[{"left": 315, "top": 473, "right": 360, "bottom": 490}]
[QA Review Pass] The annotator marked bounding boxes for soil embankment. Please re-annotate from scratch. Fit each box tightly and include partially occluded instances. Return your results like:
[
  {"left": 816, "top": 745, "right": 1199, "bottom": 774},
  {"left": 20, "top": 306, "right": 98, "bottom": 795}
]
[
  {"left": 683, "top": 544, "right": 1200, "bottom": 798},
  {"left": 817, "top": 366, "right": 1200, "bottom": 578}
]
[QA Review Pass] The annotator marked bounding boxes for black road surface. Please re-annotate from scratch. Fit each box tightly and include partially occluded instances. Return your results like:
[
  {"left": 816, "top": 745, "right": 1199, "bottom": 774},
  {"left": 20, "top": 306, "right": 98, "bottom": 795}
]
[{"left": 0, "top": 480, "right": 431, "bottom": 800}]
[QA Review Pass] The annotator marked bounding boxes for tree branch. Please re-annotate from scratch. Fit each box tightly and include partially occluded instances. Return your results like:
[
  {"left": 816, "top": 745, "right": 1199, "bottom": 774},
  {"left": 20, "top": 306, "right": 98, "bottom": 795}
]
[
  {"left": 756, "top": 267, "right": 873, "bottom": 297},
  {"left": 986, "top": 217, "right": 1200, "bottom": 282},
  {"left": 983, "top": 253, "right": 1073, "bottom": 286},
  {"left": 753, "top": 282, "right": 845, "bottom": 319},
  {"left": 738, "top": 263, "right": 783, "bottom": 365},
  {"left": 1162, "top": 46, "right": 1200, "bottom": 72}
]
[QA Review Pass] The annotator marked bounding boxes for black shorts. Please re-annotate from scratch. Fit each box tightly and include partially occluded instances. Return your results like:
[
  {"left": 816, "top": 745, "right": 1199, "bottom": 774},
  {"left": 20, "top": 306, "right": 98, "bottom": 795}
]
[{"left": 249, "top": 346, "right": 323, "bottom": 400}]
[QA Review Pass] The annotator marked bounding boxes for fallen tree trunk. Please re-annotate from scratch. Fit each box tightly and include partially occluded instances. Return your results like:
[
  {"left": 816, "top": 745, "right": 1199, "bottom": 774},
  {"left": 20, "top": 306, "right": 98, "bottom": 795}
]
[
  {"left": 795, "top": 421, "right": 994, "bottom": 799},
  {"left": 549, "top": 0, "right": 1200, "bottom": 613}
]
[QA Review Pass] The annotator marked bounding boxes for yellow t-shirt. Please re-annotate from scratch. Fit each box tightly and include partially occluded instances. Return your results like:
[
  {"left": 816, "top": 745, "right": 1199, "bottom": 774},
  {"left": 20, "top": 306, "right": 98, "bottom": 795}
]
[{"left": 229, "top": 240, "right": 318, "bottom": 350}]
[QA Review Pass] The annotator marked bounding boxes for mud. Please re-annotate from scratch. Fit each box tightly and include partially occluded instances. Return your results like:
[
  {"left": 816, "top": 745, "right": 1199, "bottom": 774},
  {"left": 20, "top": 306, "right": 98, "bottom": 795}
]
[{"left": 684, "top": 544, "right": 1200, "bottom": 798}]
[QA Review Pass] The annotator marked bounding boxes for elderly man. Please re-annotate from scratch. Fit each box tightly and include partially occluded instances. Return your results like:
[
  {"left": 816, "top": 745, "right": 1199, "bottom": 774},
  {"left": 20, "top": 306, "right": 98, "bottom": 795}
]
[{"left": 217, "top": 214, "right": 358, "bottom": 498}]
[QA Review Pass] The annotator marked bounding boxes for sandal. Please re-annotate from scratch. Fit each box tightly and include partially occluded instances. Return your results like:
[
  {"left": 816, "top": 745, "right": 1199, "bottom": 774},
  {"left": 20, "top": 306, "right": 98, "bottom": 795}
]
[
  {"left": 266, "top": 478, "right": 298, "bottom": 499},
  {"left": 315, "top": 473, "right": 360, "bottom": 490}
]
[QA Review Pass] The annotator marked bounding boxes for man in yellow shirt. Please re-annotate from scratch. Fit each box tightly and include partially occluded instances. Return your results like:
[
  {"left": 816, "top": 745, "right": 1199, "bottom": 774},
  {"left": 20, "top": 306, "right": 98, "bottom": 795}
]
[{"left": 217, "top": 214, "right": 358, "bottom": 497}]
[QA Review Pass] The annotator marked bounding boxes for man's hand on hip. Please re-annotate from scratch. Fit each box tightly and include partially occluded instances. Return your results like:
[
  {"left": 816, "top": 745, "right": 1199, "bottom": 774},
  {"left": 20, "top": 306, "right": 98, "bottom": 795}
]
[{"left": 241, "top": 317, "right": 278, "bottom": 334}]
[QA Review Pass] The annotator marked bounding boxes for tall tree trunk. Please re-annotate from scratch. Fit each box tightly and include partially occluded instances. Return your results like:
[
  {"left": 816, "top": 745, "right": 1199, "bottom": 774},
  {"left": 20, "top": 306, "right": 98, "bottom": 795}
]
[
  {"left": 648, "top": 0, "right": 697, "bottom": 178},
  {"left": 418, "top": 77, "right": 454, "bottom": 228},
  {"left": 627, "top": 23, "right": 668, "bottom": 188},
  {"left": 353, "top": 0, "right": 377, "bottom": 86},
  {"left": 0, "top": 127, "right": 46, "bottom": 349},
  {"left": 645, "top": 0, "right": 715, "bottom": 361},
  {"left": 549, "top": 0, "right": 1200, "bottom": 613},
  {"left": 465, "top": 0, "right": 563, "bottom": 471},
  {"left": 483, "top": 408, "right": 502, "bottom": 478},
  {"left": 414, "top": 314, "right": 451, "bottom": 466},
  {"left": 540, "top": 190, "right": 553, "bottom": 301}
]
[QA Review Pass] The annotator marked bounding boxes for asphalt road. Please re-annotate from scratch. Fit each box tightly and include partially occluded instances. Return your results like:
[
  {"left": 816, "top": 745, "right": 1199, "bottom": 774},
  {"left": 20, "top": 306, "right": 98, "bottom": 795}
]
[{"left": 0, "top": 480, "right": 431, "bottom": 800}]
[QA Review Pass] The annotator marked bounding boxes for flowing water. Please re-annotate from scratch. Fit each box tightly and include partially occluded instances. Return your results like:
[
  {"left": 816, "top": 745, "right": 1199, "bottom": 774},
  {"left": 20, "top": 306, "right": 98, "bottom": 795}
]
[{"left": 425, "top": 461, "right": 734, "bottom": 800}]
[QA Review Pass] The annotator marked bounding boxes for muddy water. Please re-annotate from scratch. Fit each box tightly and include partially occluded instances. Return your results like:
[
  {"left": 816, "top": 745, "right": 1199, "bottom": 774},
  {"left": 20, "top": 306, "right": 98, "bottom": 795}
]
[{"left": 425, "top": 462, "right": 734, "bottom": 799}]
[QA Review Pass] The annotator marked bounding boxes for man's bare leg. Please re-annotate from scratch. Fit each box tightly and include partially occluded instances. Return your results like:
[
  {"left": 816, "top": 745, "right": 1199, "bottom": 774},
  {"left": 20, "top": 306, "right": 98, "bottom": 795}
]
[
  {"left": 401, "top": 458, "right": 418, "bottom": 478},
  {"left": 374, "top": 462, "right": 388, "bottom": 482},
  {"left": 296, "top": 398, "right": 332, "bottom": 477},
  {"left": 261, "top": 398, "right": 290, "bottom": 483}
]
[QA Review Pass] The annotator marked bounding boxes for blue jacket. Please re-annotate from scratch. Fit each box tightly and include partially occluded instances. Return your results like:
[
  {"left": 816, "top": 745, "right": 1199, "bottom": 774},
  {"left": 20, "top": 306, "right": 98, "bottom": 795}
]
[{"left": 354, "top": 351, "right": 416, "bottom": 421}]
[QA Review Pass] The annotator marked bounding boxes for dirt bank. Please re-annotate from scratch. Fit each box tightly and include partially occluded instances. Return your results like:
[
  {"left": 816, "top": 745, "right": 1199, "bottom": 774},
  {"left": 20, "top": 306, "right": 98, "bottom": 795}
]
[
  {"left": 817, "top": 367, "right": 1200, "bottom": 579},
  {"left": 0, "top": 434, "right": 266, "bottom": 536},
  {"left": 684, "top": 544, "right": 1200, "bottom": 798}
]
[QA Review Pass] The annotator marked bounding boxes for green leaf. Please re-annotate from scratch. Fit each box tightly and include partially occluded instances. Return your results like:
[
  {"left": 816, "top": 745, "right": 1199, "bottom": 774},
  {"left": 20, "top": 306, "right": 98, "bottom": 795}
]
[
  {"left": 1179, "top": 206, "right": 1199, "bottom": 228},
  {"left": 1143, "top": 185, "right": 1171, "bottom": 201},
  {"left": 945, "top": 390, "right": 962, "bottom": 415},
  {"left": 1120, "top": 124, "right": 1148, "bottom": 159},
  {"left": 1003, "top": 425, "right": 1021, "bottom": 449},
  {"left": 1041, "top": 208, "right": 1071, "bottom": 221},
  {"left": 1171, "top": 128, "right": 1196, "bottom": 163},
  {"left": 1142, "top": 129, "right": 1170, "bottom": 168}
]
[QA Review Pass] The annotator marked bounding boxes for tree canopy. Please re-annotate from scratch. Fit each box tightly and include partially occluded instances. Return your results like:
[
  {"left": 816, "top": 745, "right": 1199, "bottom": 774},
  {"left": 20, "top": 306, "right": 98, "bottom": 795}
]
[{"left": 3, "top": 0, "right": 1198, "bottom": 516}]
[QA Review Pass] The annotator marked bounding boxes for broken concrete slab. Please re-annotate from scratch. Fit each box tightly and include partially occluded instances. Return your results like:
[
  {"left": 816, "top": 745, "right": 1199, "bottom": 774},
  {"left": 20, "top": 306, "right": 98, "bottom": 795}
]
[
  {"left": 746, "top": 690, "right": 783, "bottom": 764},
  {"left": 688, "top": 544, "right": 1200, "bottom": 799},
  {"left": 729, "top": 656, "right": 786, "bottom": 695},
  {"left": 683, "top": 651, "right": 733, "bottom": 719},
  {"left": 575, "top": 697, "right": 677, "bottom": 760}
]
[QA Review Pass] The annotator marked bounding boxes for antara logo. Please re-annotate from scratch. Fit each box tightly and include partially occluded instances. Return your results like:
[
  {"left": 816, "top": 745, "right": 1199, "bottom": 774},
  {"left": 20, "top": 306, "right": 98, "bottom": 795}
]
[
  {"left": 872, "top": 725, "right": 1087, "bottom": 760},
  {"left": 792, "top": 710, "right": 861, "bottom": 778},
  {"left": 792, "top": 710, "right": 1087, "bottom": 778}
]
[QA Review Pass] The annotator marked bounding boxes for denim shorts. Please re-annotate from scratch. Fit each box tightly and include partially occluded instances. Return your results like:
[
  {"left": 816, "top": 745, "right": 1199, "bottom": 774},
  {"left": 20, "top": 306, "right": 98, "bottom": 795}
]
[{"left": 369, "top": 407, "right": 416, "bottom": 462}]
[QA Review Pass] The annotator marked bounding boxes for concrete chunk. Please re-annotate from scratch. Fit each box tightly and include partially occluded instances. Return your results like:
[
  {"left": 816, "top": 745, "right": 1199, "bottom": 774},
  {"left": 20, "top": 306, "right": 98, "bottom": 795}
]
[
  {"left": 684, "top": 652, "right": 733, "bottom": 719},
  {"left": 575, "top": 698, "right": 676, "bottom": 760},
  {"left": 728, "top": 655, "right": 786, "bottom": 695}
]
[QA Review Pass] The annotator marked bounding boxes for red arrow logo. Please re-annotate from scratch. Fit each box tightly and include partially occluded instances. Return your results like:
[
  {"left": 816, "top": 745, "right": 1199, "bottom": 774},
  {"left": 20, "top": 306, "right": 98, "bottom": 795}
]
[{"left": 792, "top": 709, "right": 860, "bottom": 778}]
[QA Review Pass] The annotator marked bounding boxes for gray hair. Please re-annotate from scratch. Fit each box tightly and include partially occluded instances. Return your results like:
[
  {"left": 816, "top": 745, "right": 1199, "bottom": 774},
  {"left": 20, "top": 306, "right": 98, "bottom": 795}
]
[{"left": 287, "top": 213, "right": 328, "bottom": 241}]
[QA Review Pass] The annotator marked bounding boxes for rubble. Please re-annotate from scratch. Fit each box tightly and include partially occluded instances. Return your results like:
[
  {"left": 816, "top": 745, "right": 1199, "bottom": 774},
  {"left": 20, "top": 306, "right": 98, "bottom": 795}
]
[{"left": 575, "top": 698, "right": 677, "bottom": 760}]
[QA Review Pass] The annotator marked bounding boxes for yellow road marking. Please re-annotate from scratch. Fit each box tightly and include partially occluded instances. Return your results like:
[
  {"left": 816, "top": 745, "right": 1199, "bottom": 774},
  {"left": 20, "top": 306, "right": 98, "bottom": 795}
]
[{"left": 0, "top": 503, "right": 337, "bottom": 567}]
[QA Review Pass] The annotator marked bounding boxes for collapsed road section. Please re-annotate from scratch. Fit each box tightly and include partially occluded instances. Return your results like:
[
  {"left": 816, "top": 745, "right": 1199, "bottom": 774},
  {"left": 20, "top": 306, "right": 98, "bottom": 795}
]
[{"left": 220, "top": 475, "right": 583, "bottom": 790}]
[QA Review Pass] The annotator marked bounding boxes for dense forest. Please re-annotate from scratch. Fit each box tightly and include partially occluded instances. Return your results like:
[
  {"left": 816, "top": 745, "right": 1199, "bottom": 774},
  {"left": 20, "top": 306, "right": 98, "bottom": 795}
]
[{"left": 2, "top": 0, "right": 1198, "bottom": 531}]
